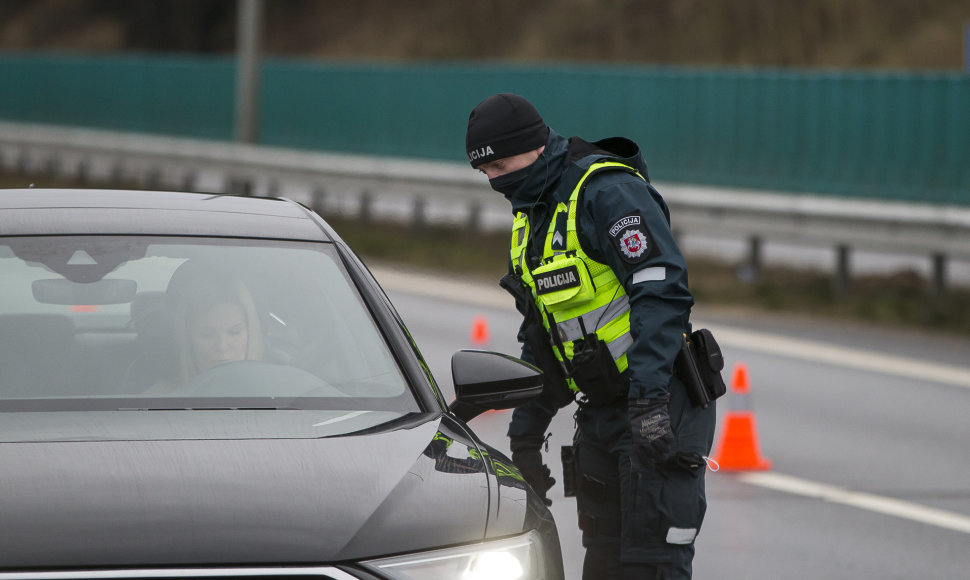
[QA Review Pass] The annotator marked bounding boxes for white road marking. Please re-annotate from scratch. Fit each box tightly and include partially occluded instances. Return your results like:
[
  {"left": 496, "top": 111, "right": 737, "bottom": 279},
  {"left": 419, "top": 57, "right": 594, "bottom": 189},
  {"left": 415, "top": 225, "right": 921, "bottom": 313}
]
[
  {"left": 739, "top": 472, "right": 970, "bottom": 535},
  {"left": 709, "top": 326, "right": 970, "bottom": 390}
]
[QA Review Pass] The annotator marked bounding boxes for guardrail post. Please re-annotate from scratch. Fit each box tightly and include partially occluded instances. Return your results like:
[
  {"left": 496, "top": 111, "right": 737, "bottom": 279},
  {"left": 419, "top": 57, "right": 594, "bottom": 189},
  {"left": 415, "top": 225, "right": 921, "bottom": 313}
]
[
  {"left": 181, "top": 171, "right": 196, "bottom": 192},
  {"left": 77, "top": 158, "right": 91, "bottom": 184},
  {"left": 835, "top": 244, "right": 851, "bottom": 292},
  {"left": 413, "top": 196, "right": 427, "bottom": 229},
  {"left": 110, "top": 163, "right": 125, "bottom": 187},
  {"left": 16, "top": 150, "right": 29, "bottom": 174},
  {"left": 932, "top": 252, "right": 948, "bottom": 295},
  {"left": 467, "top": 201, "right": 482, "bottom": 233},
  {"left": 145, "top": 168, "right": 161, "bottom": 189},
  {"left": 45, "top": 156, "right": 59, "bottom": 178},
  {"left": 359, "top": 190, "right": 373, "bottom": 222},
  {"left": 226, "top": 177, "right": 253, "bottom": 196},
  {"left": 311, "top": 187, "right": 326, "bottom": 213},
  {"left": 737, "top": 235, "right": 762, "bottom": 282}
]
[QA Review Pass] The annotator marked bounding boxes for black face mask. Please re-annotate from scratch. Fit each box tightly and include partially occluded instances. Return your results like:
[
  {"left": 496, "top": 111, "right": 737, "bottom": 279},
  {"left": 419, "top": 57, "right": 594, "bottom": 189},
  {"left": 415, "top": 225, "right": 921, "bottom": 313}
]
[{"left": 488, "top": 165, "right": 533, "bottom": 197}]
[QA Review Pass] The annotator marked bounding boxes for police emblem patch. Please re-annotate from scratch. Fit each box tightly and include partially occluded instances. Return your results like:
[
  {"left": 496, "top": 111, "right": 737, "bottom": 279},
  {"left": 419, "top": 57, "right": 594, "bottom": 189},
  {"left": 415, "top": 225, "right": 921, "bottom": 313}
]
[
  {"left": 619, "top": 229, "right": 647, "bottom": 259},
  {"left": 608, "top": 213, "right": 653, "bottom": 264}
]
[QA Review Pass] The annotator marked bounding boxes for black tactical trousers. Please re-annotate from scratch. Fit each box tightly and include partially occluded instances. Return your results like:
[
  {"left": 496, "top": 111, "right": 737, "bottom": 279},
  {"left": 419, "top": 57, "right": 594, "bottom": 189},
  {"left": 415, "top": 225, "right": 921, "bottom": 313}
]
[
  {"left": 583, "top": 545, "right": 692, "bottom": 579},
  {"left": 572, "top": 378, "right": 715, "bottom": 579}
]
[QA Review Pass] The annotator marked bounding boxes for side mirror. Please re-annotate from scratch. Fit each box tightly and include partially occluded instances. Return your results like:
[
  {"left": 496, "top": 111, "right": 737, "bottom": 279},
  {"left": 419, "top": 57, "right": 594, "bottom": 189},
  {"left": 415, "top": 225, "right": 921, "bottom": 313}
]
[{"left": 448, "top": 350, "right": 544, "bottom": 422}]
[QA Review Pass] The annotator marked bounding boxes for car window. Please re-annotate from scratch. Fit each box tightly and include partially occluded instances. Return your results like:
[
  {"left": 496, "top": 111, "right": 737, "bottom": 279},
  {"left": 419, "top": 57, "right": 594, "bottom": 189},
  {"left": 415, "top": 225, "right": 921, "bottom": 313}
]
[{"left": 0, "top": 236, "right": 419, "bottom": 419}]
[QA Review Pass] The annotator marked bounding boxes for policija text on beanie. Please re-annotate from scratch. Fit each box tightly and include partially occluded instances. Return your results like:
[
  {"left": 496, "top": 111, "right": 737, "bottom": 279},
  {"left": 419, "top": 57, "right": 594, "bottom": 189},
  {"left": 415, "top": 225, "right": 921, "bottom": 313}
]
[{"left": 466, "top": 94, "right": 550, "bottom": 169}]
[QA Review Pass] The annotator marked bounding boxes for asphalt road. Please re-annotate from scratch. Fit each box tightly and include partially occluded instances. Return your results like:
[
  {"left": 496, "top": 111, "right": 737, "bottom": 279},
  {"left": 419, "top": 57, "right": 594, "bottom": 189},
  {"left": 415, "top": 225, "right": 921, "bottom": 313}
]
[{"left": 372, "top": 264, "right": 970, "bottom": 580}]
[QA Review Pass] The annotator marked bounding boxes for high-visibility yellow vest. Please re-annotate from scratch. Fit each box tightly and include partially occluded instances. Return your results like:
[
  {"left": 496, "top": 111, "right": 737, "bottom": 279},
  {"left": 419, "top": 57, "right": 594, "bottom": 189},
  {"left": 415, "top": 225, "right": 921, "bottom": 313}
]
[{"left": 510, "top": 161, "right": 645, "bottom": 391}]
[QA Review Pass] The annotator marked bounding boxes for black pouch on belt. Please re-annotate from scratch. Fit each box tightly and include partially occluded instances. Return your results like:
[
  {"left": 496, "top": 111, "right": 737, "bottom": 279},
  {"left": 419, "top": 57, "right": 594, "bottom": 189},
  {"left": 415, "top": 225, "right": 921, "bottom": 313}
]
[
  {"left": 675, "top": 333, "right": 709, "bottom": 408},
  {"left": 561, "top": 445, "right": 577, "bottom": 497},
  {"left": 569, "top": 336, "right": 626, "bottom": 406},
  {"left": 691, "top": 328, "right": 727, "bottom": 402},
  {"left": 676, "top": 329, "right": 727, "bottom": 408}
]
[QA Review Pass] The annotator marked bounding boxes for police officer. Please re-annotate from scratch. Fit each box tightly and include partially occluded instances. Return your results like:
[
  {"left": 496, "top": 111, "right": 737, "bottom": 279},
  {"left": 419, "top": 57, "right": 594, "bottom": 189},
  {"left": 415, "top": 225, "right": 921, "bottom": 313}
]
[{"left": 465, "top": 93, "right": 717, "bottom": 579}]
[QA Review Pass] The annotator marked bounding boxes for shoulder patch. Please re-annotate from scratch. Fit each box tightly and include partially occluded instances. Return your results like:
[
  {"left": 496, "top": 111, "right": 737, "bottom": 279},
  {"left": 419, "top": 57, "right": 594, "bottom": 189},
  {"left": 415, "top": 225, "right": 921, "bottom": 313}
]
[
  {"left": 608, "top": 213, "right": 654, "bottom": 264},
  {"left": 609, "top": 214, "right": 641, "bottom": 237}
]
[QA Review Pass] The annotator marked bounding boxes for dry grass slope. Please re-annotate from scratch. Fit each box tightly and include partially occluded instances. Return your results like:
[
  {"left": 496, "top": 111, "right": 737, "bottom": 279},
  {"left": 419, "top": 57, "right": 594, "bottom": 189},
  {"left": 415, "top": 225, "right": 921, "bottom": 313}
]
[{"left": 1, "top": 0, "right": 968, "bottom": 70}]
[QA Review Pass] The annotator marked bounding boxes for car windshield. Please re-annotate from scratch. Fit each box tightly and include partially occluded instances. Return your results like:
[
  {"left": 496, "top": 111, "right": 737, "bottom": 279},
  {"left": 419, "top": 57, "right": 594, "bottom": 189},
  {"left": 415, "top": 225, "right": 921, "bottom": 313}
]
[{"left": 0, "top": 235, "right": 422, "bottom": 438}]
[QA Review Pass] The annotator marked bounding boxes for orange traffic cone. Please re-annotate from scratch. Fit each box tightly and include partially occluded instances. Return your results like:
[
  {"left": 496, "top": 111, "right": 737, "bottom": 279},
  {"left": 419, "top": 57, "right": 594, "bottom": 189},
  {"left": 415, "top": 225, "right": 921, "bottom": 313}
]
[
  {"left": 469, "top": 315, "right": 490, "bottom": 347},
  {"left": 710, "top": 362, "right": 772, "bottom": 471}
]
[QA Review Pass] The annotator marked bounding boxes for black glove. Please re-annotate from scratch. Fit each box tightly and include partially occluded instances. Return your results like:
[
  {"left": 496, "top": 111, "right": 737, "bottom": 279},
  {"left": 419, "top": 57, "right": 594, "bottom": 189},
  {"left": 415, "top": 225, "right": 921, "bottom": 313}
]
[
  {"left": 629, "top": 397, "right": 674, "bottom": 463},
  {"left": 510, "top": 436, "right": 555, "bottom": 505}
]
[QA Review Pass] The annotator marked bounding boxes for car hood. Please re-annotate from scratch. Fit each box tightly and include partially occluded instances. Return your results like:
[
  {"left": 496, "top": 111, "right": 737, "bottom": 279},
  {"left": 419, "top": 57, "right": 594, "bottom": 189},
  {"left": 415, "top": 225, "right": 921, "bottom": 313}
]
[{"left": 0, "top": 412, "right": 503, "bottom": 568}]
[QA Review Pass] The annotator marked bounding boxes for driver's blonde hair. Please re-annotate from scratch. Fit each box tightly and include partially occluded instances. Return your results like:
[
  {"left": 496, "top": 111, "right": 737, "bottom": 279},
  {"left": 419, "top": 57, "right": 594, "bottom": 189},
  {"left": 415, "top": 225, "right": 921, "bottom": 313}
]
[{"left": 173, "top": 274, "right": 264, "bottom": 380}]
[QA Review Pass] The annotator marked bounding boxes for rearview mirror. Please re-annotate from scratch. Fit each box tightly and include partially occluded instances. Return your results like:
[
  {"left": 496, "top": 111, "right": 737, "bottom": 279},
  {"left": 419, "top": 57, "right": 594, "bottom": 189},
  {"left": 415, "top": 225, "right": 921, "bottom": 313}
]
[
  {"left": 448, "top": 350, "right": 544, "bottom": 422},
  {"left": 32, "top": 278, "right": 138, "bottom": 305}
]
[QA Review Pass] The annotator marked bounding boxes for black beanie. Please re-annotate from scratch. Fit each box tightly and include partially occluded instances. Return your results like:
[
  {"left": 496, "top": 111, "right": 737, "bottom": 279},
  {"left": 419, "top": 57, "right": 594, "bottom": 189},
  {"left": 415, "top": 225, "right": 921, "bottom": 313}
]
[{"left": 466, "top": 93, "right": 550, "bottom": 168}]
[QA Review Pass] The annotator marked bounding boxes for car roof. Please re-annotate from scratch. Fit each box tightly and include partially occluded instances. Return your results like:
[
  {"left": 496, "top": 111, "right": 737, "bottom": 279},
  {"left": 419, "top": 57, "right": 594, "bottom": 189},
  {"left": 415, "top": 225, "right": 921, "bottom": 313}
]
[{"left": 0, "top": 189, "right": 331, "bottom": 240}]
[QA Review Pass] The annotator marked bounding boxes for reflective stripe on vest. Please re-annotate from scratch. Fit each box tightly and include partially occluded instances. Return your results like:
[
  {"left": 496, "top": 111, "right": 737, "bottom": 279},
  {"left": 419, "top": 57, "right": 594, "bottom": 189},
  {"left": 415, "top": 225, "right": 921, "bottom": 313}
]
[{"left": 509, "top": 161, "right": 646, "bottom": 391}]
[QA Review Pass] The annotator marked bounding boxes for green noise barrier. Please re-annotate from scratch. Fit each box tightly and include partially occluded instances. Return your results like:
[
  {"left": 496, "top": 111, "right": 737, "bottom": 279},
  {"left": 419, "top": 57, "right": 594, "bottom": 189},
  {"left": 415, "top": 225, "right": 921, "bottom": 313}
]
[{"left": 1, "top": 55, "right": 966, "bottom": 205}]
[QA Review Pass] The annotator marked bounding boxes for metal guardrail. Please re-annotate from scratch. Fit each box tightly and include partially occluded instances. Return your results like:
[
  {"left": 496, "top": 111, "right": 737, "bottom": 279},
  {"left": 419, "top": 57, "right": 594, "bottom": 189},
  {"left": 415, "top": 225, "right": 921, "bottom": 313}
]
[
  {"left": 0, "top": 121, "right": 509, "bottom": 231},
  {"left": 2, "top": 121, "right": 969, "bottom": 292}
]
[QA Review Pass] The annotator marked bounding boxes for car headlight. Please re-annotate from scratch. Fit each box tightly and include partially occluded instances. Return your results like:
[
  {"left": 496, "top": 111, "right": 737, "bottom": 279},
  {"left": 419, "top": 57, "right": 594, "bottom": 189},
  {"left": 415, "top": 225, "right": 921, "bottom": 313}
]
[{"left": 361, "top": 530, "right": 547, "bottom": 580}]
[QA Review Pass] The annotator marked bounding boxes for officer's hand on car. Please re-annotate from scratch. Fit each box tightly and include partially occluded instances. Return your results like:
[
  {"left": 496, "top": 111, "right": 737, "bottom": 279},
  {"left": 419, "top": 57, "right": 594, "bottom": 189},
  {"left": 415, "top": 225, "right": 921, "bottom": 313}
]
[
  {"left": 629, "top": 396, "right": 674, "bottom": 463},
  {"left": 510, "top": 435, "right": 556, "bottom": 506}
]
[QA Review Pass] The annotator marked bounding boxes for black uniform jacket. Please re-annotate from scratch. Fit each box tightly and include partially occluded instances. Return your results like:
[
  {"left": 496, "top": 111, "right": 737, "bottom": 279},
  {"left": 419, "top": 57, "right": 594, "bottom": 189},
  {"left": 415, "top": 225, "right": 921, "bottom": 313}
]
[{"left": 505, "top": 129, "right": 694, "bottom": 440}]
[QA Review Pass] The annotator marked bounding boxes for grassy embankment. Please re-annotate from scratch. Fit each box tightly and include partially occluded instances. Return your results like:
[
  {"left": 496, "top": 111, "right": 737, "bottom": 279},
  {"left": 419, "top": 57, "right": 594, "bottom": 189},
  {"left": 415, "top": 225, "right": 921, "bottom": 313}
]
[
  {"left": 322, "top": 215, "right": 970, "bottom": 339},
  {"left": 4, "top": 170, "right": 968, "bottom": 338}
]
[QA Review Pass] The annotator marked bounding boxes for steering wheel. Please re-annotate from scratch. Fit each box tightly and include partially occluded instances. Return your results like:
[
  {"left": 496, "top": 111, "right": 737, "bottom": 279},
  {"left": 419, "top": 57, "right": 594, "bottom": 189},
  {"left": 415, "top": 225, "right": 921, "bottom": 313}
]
[{"left": 175, "top": 360, "right": 344, "bottom": 397}]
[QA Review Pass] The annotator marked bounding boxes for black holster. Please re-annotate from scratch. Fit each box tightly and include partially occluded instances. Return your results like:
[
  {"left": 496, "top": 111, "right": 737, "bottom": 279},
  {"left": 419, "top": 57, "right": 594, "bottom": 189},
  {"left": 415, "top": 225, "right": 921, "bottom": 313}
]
[
  {"left": 675, "top": 328, "right": 727, "bottom": 408},
  {"left": 568, "top": 336, "right": 628, "bottom": 406},
  {"left": 561, "top": 445, "right": 577, "bottom": 497}
]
